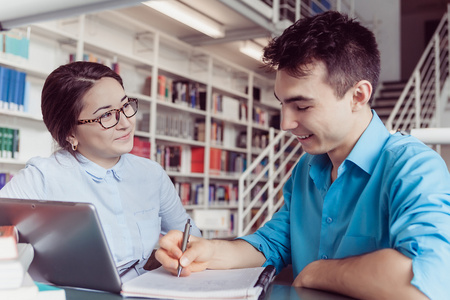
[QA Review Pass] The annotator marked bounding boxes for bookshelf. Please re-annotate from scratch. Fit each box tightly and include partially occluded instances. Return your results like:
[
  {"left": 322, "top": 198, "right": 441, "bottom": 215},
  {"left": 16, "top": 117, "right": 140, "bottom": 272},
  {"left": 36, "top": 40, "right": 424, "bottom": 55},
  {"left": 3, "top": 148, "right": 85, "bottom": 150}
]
[{"left": 0, "top": 10, "right": 280, "bottom": 239}]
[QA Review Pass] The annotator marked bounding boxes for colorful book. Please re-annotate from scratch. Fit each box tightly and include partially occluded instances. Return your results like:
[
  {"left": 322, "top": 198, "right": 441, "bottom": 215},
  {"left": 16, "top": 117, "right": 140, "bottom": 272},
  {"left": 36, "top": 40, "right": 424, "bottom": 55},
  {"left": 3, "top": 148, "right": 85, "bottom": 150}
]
[
  {"left": 0, "top": 226, "right": 18, "bottom": 260},
  {"left": 35, "top": 282, "right": 66, "bottom": 300}
]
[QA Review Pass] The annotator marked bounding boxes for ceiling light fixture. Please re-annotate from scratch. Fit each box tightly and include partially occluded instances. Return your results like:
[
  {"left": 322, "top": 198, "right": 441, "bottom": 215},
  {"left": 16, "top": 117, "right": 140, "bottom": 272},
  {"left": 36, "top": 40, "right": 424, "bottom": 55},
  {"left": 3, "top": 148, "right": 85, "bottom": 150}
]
[
  {"left": 239, "top": 40, "right": 264, "bottom": 62},
  {"left": 142, "top": 0, "right": 225, "bottom": 39}
]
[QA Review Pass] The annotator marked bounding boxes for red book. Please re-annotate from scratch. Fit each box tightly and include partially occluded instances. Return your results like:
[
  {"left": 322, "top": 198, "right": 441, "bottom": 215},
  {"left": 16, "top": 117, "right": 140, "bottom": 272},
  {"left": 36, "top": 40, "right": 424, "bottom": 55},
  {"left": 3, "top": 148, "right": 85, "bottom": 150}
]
[
  {"left": 209, "top": 148, "right": 222, "bottom": 175},
  {"left": 191, "top": 147, "right": 204, "bottom": 173},
  {"left": 158, "top": 75, "right": 166, "bottom": 101},
  {"left": 130, "top": 137, "right": 143, "bottom": 157}
]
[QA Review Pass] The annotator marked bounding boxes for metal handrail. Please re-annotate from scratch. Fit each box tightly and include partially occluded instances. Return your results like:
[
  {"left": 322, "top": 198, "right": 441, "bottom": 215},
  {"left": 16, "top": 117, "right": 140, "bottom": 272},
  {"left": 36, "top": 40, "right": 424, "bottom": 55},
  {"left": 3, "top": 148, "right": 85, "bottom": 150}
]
[
  {"left": 385, "top": 6, "right": 450, "bottom": 132},
  {"left": 237, "top": 128, "right": 302, "bottom": 236}
]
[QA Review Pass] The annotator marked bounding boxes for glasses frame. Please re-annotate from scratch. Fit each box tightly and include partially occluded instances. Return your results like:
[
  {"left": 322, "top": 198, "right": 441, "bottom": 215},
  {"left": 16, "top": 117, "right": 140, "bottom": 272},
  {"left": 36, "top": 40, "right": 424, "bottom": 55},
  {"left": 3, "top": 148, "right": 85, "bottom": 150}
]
[{"left": 77, "top": 97, "right": 139, "bottom": 129}]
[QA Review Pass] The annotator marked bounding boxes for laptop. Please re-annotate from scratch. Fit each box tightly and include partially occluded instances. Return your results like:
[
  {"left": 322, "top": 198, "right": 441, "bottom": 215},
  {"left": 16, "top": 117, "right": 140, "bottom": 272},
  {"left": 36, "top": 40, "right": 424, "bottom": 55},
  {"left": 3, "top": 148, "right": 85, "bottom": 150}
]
[{"left": 0, "top": 198, "right": 123, "bottom": 294}]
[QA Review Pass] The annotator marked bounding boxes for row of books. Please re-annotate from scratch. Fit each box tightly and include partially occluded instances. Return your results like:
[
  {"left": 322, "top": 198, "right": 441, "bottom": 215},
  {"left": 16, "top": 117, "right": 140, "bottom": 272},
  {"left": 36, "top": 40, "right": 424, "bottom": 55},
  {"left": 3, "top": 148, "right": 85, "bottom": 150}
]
[
  {"left": 0, "top": 32, "right": 30, "bottom": 60},
  {"left": 0, "top": 226, "right": 65, "bottom": 299},
  {"left": 210, "top": 121, "right": 241, "bottom": 148},
  {"left": 130, "top": 140, "right": 273, "bottom": 178},
  {"left": 0, "top": 66, "right": 28, "bottom": 112},
  {"left": 156, "top": 111, "right": 197, "bottom": 140},
  {"left": 143, "top": 75, "right": 207, "bottom": 110},
  {"left": 191, "top": 147, "right": 247, "bottom": 176},
  {"left": 252, "top": 132, "right": 269, "bottom": 150},
  {"left": 0, "top": 173, "right": 13, "bottom": 190},
  {"left": 181, "top": 182, "right": 240, "bottom": 206},
  {"left": 252, "top": 106, "right": 270, "bottom": 128},
  {"left": 235, "top": 131, "right": 269, "bottom": 150},
  {"left": 0, "top": 127, "right": 20, "bottom": 159},
  {"left": 196, "top": 121, "right": 243, "bottom": 148},
  {"left": 155, "top": 145, "right": 187, "bottom": 172},
  {"left": 137, "top": 112, "right": 150, "bottom": 132},
  {"left": 211, "top": 93, "right": 248, "bottom": 122},
  {"left": 68, "top": 53, "right": 120, "bottom": 74}
]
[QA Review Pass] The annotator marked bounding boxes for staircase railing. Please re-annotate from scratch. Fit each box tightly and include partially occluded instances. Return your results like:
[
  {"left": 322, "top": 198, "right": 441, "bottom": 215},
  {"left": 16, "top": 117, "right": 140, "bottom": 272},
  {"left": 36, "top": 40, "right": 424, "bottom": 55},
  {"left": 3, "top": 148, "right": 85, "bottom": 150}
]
[
  {"left": 385, "top": 6, "right": 450, "bottom": 132},
  {"left": 237, "top": 128, "right": 302, "bottom": 237}
]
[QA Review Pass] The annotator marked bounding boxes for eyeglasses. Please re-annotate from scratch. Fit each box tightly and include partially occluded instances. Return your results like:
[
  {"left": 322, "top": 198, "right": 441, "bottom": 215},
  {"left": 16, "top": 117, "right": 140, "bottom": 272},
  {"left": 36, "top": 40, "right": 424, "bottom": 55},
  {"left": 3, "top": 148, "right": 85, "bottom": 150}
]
[{"left": 77, "top": 98, "right": 139, "bottom": 129}]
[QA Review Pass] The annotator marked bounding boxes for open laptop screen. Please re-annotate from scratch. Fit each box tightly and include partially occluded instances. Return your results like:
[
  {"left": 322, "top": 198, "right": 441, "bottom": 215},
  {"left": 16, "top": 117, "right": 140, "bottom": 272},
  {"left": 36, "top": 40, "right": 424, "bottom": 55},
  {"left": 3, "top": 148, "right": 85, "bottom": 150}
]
[{"left": 0, "top": 198, "right": 122, "bottom": 293}]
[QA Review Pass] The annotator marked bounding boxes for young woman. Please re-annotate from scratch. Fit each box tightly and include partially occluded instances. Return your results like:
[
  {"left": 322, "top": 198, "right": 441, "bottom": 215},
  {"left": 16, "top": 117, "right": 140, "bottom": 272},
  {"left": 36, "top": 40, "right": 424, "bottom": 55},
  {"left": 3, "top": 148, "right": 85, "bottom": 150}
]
[{"left": 0, "top": 61, "right": 201, "bottom": 280}]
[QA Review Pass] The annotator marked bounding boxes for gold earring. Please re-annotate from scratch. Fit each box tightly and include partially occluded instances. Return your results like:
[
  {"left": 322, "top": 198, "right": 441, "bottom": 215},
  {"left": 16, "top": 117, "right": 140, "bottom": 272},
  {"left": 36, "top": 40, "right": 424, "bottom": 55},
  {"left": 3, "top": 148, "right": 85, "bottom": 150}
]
[{"left": 72, "top": 143, "right": 78, "bottom": 151}]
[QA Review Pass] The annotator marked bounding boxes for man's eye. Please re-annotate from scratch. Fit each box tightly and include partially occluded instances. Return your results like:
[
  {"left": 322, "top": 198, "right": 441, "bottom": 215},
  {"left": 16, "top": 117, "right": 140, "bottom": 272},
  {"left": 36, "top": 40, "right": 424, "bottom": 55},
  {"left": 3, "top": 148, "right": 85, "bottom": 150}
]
[{"left": 297, "top": 106, "right": 309, "bottom": 111}]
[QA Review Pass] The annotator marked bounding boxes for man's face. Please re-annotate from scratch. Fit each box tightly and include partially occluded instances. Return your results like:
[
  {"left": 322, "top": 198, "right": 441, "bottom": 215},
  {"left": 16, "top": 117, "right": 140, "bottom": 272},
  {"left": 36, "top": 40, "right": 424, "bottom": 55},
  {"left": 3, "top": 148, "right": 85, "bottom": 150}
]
[{"left": 274, "top": 62, "right": 360, "bottom": 163}]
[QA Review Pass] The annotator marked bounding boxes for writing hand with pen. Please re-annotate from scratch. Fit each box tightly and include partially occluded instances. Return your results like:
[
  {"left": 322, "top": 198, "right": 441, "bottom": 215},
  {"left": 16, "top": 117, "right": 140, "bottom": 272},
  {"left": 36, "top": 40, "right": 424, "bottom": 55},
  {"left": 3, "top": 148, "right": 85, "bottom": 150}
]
[
  {"left": 155, "top": 221, "right": 266, "bottom": 277},
  {"left": 156, "top": 224, "right": 213, "bottom": 277}
]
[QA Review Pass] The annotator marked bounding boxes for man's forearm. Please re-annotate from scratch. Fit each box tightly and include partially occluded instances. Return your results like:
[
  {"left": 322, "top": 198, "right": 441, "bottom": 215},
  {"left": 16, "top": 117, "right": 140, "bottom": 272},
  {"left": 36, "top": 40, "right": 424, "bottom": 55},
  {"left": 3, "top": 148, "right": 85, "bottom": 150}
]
[
  {"left": 207, "top": 239, "right": 266, "bottom": 269},
  {"left": 293, "top": 248, "right": 428, "bottom": 300}
]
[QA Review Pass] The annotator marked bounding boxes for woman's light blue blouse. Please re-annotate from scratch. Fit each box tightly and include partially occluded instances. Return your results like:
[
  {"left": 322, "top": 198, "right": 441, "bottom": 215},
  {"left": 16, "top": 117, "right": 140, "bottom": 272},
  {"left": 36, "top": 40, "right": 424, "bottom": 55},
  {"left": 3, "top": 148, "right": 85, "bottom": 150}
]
[{"left": 0, "top": 150, "right": 201, "bottom": 267}]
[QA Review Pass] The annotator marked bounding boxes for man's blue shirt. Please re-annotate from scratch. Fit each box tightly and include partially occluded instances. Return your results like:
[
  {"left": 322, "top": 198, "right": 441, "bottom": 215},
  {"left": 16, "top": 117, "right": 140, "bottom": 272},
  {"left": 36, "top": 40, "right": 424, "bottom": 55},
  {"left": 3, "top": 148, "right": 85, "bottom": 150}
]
[{"left": 241, "top": 111, "right": 450, "bottom": 299}]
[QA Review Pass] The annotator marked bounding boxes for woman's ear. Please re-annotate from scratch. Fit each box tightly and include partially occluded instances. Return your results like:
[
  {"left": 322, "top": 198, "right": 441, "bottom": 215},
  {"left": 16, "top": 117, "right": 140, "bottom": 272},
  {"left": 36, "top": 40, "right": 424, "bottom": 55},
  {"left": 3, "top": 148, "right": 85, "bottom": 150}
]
[
  {"left": 352, "top": 80, "right": 372, "bottom": 111},
  {"left": 66, "top": 134, "right": 78, "bottom": 151}
]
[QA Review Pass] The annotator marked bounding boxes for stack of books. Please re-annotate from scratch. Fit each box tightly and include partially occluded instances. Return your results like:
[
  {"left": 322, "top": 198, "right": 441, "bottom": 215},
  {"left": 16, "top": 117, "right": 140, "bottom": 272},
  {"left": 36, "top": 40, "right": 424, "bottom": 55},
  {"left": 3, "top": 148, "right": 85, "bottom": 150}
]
[{"left": 0, "top": 226, "right": 66, "bottom": 299}]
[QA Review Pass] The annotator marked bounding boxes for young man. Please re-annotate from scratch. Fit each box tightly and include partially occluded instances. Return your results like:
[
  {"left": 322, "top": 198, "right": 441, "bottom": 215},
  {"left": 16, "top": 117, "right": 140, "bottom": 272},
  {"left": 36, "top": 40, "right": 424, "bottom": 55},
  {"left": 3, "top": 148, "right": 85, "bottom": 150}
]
[{"left": 156, "top": 11, "right": 450, "bottom": 299}]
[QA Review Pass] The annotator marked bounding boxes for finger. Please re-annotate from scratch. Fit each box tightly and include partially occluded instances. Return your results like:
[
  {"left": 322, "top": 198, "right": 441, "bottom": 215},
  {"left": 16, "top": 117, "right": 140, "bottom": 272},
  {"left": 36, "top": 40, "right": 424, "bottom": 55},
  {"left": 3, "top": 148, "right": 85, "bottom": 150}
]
[
  {"left": 159, "top": 230, "right": 184, "bottom": 258},
  {"left": 155, "top": 248, "right": 179, "bottom": 271},
  {"left": 178, "top": 239, "right": 208, "bottom": 270},
  {"left": 156, "top": 230, "right": 185, "bottom": 272}
]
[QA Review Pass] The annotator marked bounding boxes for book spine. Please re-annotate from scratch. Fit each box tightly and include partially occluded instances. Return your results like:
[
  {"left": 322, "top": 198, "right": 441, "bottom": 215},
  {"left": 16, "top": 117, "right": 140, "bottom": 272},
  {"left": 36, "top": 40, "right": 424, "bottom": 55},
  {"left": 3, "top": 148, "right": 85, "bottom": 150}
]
[{"left": 0, "top": 225, "right": 19, "bottom": 259}]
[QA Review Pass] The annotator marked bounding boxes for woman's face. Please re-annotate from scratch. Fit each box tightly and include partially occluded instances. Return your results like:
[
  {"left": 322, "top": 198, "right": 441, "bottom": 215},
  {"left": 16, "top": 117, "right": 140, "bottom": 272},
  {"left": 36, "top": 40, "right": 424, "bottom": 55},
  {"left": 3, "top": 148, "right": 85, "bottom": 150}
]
[{"left": 70, "top": 77, "right": 136, "bottom": 168}]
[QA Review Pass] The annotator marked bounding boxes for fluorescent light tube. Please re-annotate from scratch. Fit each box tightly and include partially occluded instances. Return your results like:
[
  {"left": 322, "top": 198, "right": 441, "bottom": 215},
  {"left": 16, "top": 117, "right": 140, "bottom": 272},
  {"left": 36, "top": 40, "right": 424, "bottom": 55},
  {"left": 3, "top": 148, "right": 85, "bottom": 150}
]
[
  {"left": 143, "top": 0, "right": 225, "bottom": 38},
  {"left": 239, "top": 40, "right": 264, "bottom": 61}
]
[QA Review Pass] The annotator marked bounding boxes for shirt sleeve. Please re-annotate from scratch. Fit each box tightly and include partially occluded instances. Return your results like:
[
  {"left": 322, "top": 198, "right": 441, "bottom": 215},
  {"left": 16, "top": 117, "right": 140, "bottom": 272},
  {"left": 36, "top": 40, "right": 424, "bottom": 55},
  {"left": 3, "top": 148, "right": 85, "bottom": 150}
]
[
  {"left": 238, "top": 163, "right": 298, "bottom": 274},
  {"left": 0, "top": 162, "right": 46, "bottom": 199},
  {"left": 157, "top": 167, "right": 202, "bottom": 238},
  {"left": 387, "top": 144, "right": 450, "bottom": 299}
]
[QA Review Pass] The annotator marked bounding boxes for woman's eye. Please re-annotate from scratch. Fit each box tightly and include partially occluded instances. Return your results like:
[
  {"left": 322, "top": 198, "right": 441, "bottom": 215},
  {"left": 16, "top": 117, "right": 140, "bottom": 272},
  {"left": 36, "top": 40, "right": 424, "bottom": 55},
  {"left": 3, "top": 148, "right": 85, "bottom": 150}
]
[
  {"left": 297, "top": 106, "right": 309, "bottom": 111},
  {"left": 101, "top": 111, "right": 113, "bottom": 119}
]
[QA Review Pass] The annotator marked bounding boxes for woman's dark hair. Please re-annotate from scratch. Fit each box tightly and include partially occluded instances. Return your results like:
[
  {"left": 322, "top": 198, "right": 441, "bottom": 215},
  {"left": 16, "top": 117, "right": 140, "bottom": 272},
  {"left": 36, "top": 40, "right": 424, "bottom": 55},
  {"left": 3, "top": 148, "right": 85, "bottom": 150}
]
[
  {"left": 41, "top": 61, "right": 123, "bottom": 155},
  {"left": 263, "top": 11, "right": 380, "bottom": 104}
]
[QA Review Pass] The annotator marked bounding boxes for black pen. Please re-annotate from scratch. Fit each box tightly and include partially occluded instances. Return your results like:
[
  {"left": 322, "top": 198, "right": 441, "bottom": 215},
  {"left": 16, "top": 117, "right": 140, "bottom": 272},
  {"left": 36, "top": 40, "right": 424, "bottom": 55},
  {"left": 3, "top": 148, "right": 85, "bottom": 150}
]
[{"left": 177, "top": 219, "right": 191, "bottom": 277}]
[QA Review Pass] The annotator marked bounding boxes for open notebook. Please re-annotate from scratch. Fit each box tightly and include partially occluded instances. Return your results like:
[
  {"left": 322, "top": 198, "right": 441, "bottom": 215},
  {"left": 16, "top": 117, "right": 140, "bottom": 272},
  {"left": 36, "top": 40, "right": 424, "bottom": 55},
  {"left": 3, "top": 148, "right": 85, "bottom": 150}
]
[{"left": 121, "top": 265, "right": 276, "bottom": 300}]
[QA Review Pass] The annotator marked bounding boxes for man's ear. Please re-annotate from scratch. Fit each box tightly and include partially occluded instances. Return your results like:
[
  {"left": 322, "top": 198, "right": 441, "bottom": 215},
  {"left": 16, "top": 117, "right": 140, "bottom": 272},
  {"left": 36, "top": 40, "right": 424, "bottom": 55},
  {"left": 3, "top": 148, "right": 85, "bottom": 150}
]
[{"left": 352, "top": 80, "right": 372, "bottom": 111}]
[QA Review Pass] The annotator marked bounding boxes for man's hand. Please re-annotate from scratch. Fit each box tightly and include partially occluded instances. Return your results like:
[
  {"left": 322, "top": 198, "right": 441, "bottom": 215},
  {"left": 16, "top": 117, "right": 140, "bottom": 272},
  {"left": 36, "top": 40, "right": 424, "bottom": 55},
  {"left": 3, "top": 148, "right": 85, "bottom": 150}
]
[
  {"left": 155, "top": 230, "right": 266, "bottom": 276},
  {"left": 155, "top": 230, "right": 213, "bottom": 276}
]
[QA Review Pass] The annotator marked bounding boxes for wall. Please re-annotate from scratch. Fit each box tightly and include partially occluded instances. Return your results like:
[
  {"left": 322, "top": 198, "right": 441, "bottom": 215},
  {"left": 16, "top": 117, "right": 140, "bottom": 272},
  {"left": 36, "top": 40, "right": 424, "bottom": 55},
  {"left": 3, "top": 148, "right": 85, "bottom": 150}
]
[
  {"left": 401, "top": 0, "right": 449, "bottom": 80},
  {"left": 355, "top": 0, "right": 401, "bottom": 83}
]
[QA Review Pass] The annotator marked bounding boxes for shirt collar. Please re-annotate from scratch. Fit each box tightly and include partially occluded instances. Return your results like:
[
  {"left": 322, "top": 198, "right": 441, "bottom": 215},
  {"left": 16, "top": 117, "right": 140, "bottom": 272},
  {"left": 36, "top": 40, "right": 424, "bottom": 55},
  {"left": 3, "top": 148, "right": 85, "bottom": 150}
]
[
  {"left": 345, "top": 110, "right": 390, "bottom": 175},
  {"left": 309, "top": 110, "right": 390, "bottom": 184},
  {"left": 76, "top": 153, "right": 124, "bottom": 182}
]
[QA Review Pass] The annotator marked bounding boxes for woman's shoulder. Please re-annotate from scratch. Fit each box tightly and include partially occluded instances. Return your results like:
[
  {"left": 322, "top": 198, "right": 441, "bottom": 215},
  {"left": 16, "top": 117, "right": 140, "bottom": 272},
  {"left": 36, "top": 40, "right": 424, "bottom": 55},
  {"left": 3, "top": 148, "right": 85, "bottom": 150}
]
[{"left": 26, "top": 150, "right": 77, "bottom": 171}]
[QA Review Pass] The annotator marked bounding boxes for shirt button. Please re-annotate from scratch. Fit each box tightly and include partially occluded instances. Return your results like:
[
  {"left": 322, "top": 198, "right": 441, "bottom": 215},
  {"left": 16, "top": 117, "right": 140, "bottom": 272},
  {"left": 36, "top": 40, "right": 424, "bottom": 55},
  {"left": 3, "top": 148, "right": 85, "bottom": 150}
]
[
  {"left": 322, "top": 255, "right": 328, "bottom": 259},
  {"left": 326, "top": 217, "right": 333, "bottom": 224}
]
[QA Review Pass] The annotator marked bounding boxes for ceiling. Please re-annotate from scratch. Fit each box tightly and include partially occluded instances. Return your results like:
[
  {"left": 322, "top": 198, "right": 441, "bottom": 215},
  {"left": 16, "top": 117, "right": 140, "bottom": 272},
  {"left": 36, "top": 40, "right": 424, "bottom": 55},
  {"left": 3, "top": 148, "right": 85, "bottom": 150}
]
[
  {"left": 116, "top": 1, "right": 280, "bottom": 77},
  {"left": 0, "top": 0, "right": 290, "bottom": 78}
]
